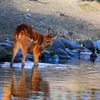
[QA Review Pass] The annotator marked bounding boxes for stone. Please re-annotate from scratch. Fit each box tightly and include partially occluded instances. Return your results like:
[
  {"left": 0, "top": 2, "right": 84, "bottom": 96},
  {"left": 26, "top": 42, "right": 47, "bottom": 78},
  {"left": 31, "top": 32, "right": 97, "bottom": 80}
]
[
  {"left": 95, "top": 40, "right": 100, "bottom": 52},
  {"left": 54, "top": 48, "right": 71, "bottom": 60},
  {"left": 0, "top": 42, "right": 12, "bottom": 48},
  {"left": 40, "top": 50, "right": 51, "bottom": 61},
  {"left": 61, "top": 39, "right": 81, "bottom": 49},
  {"left": 0, "top": 46, "right": 12, "bottom": 62},
  {"left": 65, "top": 48, "right": 75, "bottom": 57},
  {"left": 48, "top": 55, "right": 59, "bottom": 63},
  {"left": 61, "top": 39, "right": 73, "bottom": 49},
  {"left": 82, "top": 39, "right": 94, "bottom": 49},
  {"left": 47, "top": 39, "right": 65, "bottom": 51},
  {"left": 71, "top": 41, "right": 81, "bottom": 49}
]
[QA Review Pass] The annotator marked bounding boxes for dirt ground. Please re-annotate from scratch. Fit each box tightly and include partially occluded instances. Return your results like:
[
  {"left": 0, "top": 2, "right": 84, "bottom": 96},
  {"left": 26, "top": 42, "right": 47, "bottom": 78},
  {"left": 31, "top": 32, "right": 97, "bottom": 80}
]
[{"left": 0, "top": 0, "right": 100, "bottom": 42}]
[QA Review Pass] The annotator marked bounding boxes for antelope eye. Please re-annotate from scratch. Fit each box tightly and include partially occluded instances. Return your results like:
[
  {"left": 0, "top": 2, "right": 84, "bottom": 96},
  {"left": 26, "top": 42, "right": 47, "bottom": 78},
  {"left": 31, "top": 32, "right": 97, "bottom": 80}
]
[{"left": 46, "top": 41, "right": 50, "bottom": 43}]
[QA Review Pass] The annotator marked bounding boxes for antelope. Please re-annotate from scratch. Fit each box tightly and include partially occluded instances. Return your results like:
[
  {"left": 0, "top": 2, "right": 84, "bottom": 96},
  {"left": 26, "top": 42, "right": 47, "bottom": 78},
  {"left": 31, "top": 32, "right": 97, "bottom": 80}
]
[{"left": 10, "top": 24, "right": 57, "bottom": 67}]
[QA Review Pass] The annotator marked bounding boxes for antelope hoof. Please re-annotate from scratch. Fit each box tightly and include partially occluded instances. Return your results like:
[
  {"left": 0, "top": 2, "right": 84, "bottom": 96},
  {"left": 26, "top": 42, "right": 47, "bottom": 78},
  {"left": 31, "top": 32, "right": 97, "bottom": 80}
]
[
  {"left": 10, "top": 62, "right": 13, "bottom": 67},
  {"left": 22, "top": 63, "right": 25, "bottom": 67},
  {"left": 34, "top": 62, "right": 38, "bottom": 67}
]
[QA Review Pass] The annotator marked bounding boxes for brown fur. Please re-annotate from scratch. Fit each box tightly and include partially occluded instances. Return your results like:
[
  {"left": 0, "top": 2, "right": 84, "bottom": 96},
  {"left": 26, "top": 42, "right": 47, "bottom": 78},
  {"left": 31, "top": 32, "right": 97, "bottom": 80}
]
[{"left": 10, "top": 24, "right": 57, "bottom": 66}]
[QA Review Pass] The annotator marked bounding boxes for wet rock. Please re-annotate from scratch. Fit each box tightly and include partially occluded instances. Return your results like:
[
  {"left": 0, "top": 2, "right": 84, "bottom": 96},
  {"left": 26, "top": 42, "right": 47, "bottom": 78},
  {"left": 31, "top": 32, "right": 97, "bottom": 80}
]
[
  {"left": 61, "top": 39, "right": 81, "bottom": 49},
  {"left": 95, "top": 40, "right": 100, "bottom": 53},
  {"left": 47, "top": 39, "right": 65, "bottom": 50},
  {"left": 13, "top": 51, "right": 33, "bottom": 62},
  {"left": 82, "top": 39, "right": 94, "bottom": 49},
  {"left": 61, "top": 39, "right": 73, "bottom": 49},
  {"left": 0, "top": 42, "right": 12, "bottom": 48},
  {"left": 40, "top": 50, "right": 51, "bottom": 61},
  {"left": 27, "top": 52, "right": 33, "bottom": 61},
  {"left": 54, "top": 48, "right": 71, "bottom": 60},
  {"left": 48, "top": 55, "right": 59, "bottom": 63},
  {"left": 71, "top": 41, "right": 81, "bottom": 49},
  {"left": 0, "top": 46, "right": 12, "bottom": 62},
  {"left": 54, "top": 48, "right": 68, "bottom": 55},
  {"left": 0, "top": 46, "right": 7, "bottom": 60},
  {"left": 79, "top": 48, "right": 92, "bottom": 60},
  {"left": 65, "top": 48, "right": 75, "bottom": 57}
]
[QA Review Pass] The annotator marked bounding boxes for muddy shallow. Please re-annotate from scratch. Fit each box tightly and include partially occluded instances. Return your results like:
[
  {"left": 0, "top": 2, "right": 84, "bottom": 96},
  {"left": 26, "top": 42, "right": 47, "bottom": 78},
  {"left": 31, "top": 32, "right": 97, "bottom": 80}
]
[{"left": 0, "top": 59, "right": 100, "bottom": 100}]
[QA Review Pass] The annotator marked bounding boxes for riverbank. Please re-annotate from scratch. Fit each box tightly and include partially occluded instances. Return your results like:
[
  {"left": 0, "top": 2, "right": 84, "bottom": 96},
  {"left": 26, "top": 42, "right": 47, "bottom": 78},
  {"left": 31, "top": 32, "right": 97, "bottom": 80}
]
[{"left": 0, "top": 0, "right": 100, "bottom": 42}]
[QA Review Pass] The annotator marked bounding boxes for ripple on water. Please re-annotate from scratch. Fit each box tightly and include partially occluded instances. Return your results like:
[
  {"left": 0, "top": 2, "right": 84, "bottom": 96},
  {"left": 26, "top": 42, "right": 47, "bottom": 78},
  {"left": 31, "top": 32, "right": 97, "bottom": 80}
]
[{"left": 0, "top": 60, "right": 100, "bottom": 99}]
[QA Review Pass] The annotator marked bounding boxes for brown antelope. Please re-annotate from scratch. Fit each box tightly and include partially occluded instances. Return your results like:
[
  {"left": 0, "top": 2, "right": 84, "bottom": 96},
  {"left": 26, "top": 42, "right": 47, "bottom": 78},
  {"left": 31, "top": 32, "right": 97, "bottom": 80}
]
[{"left": 10, "top": 24, "right": 57, "bottom": 66}]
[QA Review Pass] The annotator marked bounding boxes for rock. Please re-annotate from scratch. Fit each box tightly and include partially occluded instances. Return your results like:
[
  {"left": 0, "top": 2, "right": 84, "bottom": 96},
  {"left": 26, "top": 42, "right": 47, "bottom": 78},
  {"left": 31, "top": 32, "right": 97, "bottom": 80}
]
[
  {"left": 54, "top": 48, "right": 68, "bottom": 55},
  {"left": 95, "top": 40, "right": 100, "bottom": 52},
  {"left": 54, "top": 48, "right": 71, "bottom": 60},
  {"left": 14, "top": 51, "right": 33, "bottom": 62},
  {"left": 27, "top": 13, "right": 31, "bottom": 17},
  {"left": 65, "top": 48, "right": 75, "bottom": 57},
  {"left": 0, "top": 46, "right": 12, "bottom": 62},
  {"left": 82, "top": 39, "right": 94, "bottom": 49},
  {"left": 0, "top": 42, "right": 12, "bottom": 48},
  {"left": 79, "top": 48, "right": 92, "bottom": 60},
  {"left": 71, "top": 41, "right": 81, "bottom": 49},
  {"left": 61, "top": 39, "right": 73, "bottom": 49},
  {"left": 48, "top": 55, "right": 59, "bottom": 63},
  {"left": 47, "top": 39, "right": 65, "bottom": 50},
  {"left": 27, "top": 52, "right": 33, "bottom": 61},
  {"left": 40, "top": 50, "right": 51, "bottom": 61},
  {"left": 61, "top": 39, "right": 82, "bottom": 49},
  {"left": 0, "top": 46, "right": 7, "bottom": 60}
]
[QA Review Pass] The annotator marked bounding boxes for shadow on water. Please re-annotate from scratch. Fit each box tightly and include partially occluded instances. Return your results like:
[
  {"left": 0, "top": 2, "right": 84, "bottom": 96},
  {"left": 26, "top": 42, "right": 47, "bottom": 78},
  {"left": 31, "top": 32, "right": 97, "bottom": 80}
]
[{"left": 10, "top": 66, "right": 50, "bottom": 100}]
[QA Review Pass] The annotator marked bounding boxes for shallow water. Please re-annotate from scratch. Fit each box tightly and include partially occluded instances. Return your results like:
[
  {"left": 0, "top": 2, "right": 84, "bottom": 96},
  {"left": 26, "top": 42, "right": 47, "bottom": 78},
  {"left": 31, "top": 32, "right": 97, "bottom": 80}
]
[{"left": 0, "top": 60, "right": 100, "bottom": 100}]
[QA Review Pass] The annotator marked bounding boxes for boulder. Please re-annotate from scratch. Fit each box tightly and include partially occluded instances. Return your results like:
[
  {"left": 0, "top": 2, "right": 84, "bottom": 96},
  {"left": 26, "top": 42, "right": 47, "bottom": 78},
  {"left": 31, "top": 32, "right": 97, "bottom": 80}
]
[
  {"left": 82, "top": 39, "right": 94, "bottom": 49},
  {"left": 48, "top": 55, "right": 59, "bottom": 63},
  {"left": 65, "top": 48, "right": 75, "bottom": 57},
  {"left": 61, "top": 39, "right": 82, "bottom": 49},
  {"left": 27, "top": 52, "right": 33, "bottom": 61},
  {"left": 0, "top": 46, "right": 12, "bottom": 62},
  {"left": 0, "top": 42, "right": 12, "bottom": 48},
  {"left": 95, "top": 40, "right": 100, "bottom": 52},
  {"left": 71, "top": 41, "right": 81, "bottom": 49},
  {"left": 61, "top": 39, "right": 73, "bottom": 49},
  {"left": 54, "top": 48, "right": 71, "bottom": 60},
  {"left": 40, "top": 50, "right": 51, "bottom": 61},
  {"left": 47, "top": 39, "right": 65, "bottom": 50}
]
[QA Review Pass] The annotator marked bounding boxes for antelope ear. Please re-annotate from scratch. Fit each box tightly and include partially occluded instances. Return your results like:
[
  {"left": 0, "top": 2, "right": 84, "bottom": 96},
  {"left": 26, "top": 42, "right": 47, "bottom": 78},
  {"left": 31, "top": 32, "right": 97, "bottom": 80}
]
[
  {"left": 52, "top": 33, "right": 58, "bottom": 39},
  {"left": 46, "top": 27, "right": 51, "bottom": 35}
]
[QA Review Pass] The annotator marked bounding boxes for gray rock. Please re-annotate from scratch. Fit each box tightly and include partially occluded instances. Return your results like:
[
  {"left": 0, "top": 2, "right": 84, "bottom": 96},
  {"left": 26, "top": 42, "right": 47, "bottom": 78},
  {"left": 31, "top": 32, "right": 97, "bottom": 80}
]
[
  {"left": 0, "top": 46, "right": 12, "bottom": 62},
  {"left": 0, "top": 46, "right": 7, "bottom": 59},
  {"left": 82, "top": 39, "right": 94, "bottom": 49},
  {"left": 95, "top": 40, "right": 100, "bottom": 52},
  {"left": 48, "top": 55, "right": 59, "bottom": 63},
  {"left": 71, "top": 41, "right": 81, "bottom": 49},
  {"left": 65, "top": 48, "right": 75, "bottom": 57},
  {"left": 41, "top": 50, "right": 51, "bottom": 61},
  {"left": 54, "top": 48, "right": 71, "bottom": 60},
  {"left": 27, "top": 52, "right": 33, "bottom": 61},
  {"left": 61, "top": 39, "right": 81, "bottom": 49},
  {"left": 61, "top": 39, "right": 73, "bottom": 49},
  {"left": 14, "top": 51, "right": 33, "bottom": 62},
  {"left": 47, "top": 39, "right": 65, "bottom": 50},
  {"left": 0, "top": 42, "right": 12, "bottom": 48},
  {"left": 54, "top": 48, "right": 68, "bottom": 55}
]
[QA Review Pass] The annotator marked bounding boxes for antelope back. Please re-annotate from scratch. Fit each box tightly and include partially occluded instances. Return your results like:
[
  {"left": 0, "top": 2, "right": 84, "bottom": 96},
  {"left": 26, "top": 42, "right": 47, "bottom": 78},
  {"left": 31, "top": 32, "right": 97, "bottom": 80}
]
[{"left": 14, "top": 24, "right": 45, "bottom": 50}]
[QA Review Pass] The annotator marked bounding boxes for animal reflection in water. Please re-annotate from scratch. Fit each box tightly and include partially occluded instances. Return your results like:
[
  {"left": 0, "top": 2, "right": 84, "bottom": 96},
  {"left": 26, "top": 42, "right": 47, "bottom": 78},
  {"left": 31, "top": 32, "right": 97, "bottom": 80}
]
[{"left": 10, "top": 66, "right": 49, "bottom": 99}]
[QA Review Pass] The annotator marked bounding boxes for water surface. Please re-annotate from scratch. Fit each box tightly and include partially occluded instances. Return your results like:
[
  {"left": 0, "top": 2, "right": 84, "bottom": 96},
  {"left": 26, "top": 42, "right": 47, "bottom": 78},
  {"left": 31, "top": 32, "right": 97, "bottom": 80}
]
[{"left": 0, "top": 60, "right": 100, "bottom": 100}]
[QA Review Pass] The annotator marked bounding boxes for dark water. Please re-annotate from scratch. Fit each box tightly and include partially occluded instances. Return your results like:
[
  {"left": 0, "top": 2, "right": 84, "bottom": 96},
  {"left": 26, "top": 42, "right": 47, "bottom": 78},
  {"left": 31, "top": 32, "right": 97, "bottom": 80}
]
[{"left": 0, "top": 60, "right": 100, "bottom": 100}]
